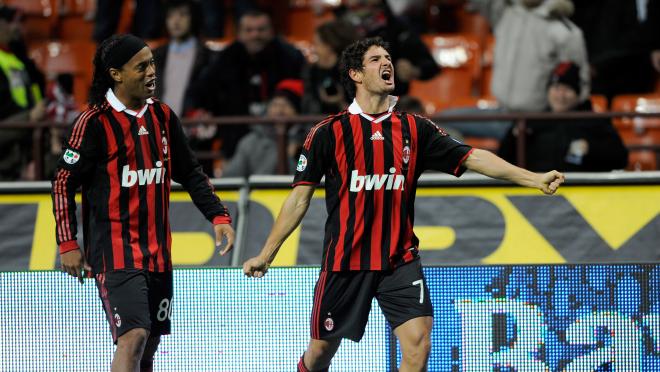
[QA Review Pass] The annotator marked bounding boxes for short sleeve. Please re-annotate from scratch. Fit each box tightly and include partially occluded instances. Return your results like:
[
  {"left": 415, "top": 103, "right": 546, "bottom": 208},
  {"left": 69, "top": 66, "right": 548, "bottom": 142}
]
[
  {"left": 292, "top": 123, "right": 331, "bottom": 186},
  {"left": 417, "top": 116, "right": 473, "bottom": 176}
]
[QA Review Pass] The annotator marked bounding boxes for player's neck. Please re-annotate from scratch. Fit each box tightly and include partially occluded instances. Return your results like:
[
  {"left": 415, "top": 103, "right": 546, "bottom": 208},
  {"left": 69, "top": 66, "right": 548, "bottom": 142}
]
[
  {"left": 355, "top": 90, "right": 389, "bottom": 115},
  {"left": 113, "top": 87, "right": 145, "bottom": 111}
]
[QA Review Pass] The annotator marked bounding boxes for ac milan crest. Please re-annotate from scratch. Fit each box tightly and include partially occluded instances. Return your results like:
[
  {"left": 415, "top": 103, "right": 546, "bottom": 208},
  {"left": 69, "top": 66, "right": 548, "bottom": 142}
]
[
  {"left": 324, "top": 317, "right": 334, "bottom": 331},
  {"left": 403, "top": 146, "right": 410, "bottom": 164}
]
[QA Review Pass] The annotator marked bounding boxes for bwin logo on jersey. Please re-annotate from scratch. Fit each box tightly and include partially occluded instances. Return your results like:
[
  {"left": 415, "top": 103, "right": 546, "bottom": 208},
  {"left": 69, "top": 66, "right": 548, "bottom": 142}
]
[
  {"left": 349, "top": 167, "right": 405, "bottom": 192},
  {"left": 121, "top": 161, "right": 166, "bottom": 187}
]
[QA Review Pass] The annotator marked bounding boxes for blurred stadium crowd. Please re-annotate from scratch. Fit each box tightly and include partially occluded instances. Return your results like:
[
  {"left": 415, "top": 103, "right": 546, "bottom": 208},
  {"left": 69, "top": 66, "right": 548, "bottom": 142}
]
[{"left": 0, "top": 0, "right": 659, "bottom": 181}]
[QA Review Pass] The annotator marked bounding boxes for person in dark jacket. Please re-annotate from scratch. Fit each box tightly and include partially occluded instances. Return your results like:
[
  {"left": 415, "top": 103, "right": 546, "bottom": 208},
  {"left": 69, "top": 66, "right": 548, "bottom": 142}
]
[
  {"left": 190, "top": 9, "right": 305, "bottom": 158},
  {"left": 498, "top": 62, "right": 628, "bottom": 172}
]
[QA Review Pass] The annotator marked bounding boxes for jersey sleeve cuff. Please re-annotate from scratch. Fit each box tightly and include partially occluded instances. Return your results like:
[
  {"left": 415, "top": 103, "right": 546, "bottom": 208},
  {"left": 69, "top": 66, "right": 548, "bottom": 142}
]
[
  {"left": 453, "top": 147, "right": 475, "bottom": 176},
  {"left": 59, "top": 240, "right": 80, "bottom": 254},
  {"left": 212, "top": 216, "right": 232, "bottom": 225},
  {"left": 291, "top": 181, "right": 317, "bottom": 188}
]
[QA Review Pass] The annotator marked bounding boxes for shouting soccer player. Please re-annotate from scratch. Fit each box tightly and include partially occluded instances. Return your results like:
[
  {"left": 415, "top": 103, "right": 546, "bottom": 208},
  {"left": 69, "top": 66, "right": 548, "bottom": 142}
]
[
  {"left": 52, "top": 34, "right": 235, "bottom": 371},
  {"left": 243, "top": 37, "right": 564, "bottom": 372}
]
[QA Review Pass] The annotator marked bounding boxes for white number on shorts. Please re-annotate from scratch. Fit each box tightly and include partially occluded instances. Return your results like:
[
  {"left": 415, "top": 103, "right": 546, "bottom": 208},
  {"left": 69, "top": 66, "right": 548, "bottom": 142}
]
[
  {"left": 157, "top": 298, "right": 172, "bottom": 321},
  {"left": 412, "top": 279, "right": 424, "bottom": 304}
]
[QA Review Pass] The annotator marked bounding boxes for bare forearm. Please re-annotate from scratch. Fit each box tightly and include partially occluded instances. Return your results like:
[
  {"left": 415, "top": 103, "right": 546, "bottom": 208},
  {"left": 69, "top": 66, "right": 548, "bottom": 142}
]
[
  {"left": 259, "top": 187, "right": 313, "bottom": 263},
  {"left": 464, "top": 149, "right": 542, "bottom": 189}
]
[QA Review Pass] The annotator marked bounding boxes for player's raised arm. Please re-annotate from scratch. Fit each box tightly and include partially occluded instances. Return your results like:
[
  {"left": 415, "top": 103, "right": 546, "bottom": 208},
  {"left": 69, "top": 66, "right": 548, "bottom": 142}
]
[
  {"left": 463, "top": 148, "right": 565, "bottom": 195},
  {"left": 243, "top": 184, "right": 315, "bottom": 278}
]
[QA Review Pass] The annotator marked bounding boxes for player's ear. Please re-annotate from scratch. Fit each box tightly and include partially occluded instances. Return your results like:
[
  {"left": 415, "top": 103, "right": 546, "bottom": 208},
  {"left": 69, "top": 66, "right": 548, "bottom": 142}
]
[
  {"left": 349, "top": 68, "right": 362, "bottom": 85},
  {"left": 109, "top": 68, "right": 123, "bottom": 84}
]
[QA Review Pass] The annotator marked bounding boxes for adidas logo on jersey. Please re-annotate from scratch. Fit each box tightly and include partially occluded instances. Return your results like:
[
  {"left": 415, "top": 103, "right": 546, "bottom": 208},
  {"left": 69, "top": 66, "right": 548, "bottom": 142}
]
[
  {"left": 121, "top": 161, "right": 166, "bottom": 187},
  {"left": 349, "top": 167, "right": 405, "bottom": 192},
  {"left": 370, "top": 131, "right": 384, "bottom": 141},
  {"left": 138, "top": 126, "right": 149, "bottom": 136}
]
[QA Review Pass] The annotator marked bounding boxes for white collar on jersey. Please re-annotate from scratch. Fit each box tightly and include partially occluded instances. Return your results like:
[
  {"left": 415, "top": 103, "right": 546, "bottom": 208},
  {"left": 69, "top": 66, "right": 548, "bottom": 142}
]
[
  {"left": 106, "top": 88, "right": 154, "bottom": 118},
  {"left": 348, "top": 95, "right": 398, "bottom": 123}
]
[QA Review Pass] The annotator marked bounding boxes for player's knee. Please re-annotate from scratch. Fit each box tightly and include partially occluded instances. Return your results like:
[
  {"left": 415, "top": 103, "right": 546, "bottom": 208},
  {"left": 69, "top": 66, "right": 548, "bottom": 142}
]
[
  {"left": 117, "top": 328, "right": 150, "bottom": 357},
  {"left": 305, "top": 340, "right": 338, "bottom": 366},
  {"left": 140, "top": 336, "right": 160, "bottom": 371},
  {"left": 401, "top": 330, "right": 431, "bottom": 363}
]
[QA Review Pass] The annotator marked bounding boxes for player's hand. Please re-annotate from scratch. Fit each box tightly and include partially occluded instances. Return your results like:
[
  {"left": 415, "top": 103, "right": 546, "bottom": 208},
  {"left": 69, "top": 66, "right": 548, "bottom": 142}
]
[
  {"left": 214, "top": 223, "right": 235, "bottom": 256},
  {"left": 61, "top": 249, "right": 91, "bottom": 284},
  {"left": 243, "top": 255, "right": 270, "bottom": 278},
  {"left": 538, "top": 170, "right": 565, "bottom": 195}
]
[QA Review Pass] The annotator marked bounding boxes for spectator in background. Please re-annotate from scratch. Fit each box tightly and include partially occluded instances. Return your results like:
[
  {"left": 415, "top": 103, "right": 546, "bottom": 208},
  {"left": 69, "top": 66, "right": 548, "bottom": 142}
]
[
  {"left": 572, "top": 0, "right": 660, "bottom": 100},
  {"left": 469, "top": 0, "right": 590, "bottom": 111},
  {"left": 153, "top": 0, "right": 210, "bottom": 118},
  {"left": 336, "top": 0, "right": 439, "bottom": 96},
  {"left": 0, "top": 6, "right": 45, "bottom": 180},
  {"left": 190, "top": 9, "right": 305, "bottom": 158},
  {"left": 92, "top": 0, "right": 163, "bottom": 43},
  {"left": 498, "top": 62, "right": 628, "bottom": 172},
  {"left": 222, "top": 79, "right": 303, "bottom": 177},
  {"left": 153, "top": 0, "right": 217, "bottom": 176},
  {"left": 301, "top": 19, "right": 357, "bottom": 115}
]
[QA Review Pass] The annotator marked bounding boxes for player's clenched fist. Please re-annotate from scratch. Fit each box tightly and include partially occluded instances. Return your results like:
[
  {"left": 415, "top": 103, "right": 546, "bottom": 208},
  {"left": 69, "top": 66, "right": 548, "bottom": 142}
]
[
  {"left": 243, "top": 256, "right": 270, "bottom": 278},
  {"left": 538, "top": 170, "right": 565, "bottom": 195}
]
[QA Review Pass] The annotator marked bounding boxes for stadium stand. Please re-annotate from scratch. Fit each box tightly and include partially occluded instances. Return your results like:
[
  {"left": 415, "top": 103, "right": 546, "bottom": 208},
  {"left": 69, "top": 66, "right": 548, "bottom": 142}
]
[
  {"left": 611, "top": 94, "right": 660, "bottom": 170},
  {"left": 411, "top": 33, "right": 481, "bottom": 113}
]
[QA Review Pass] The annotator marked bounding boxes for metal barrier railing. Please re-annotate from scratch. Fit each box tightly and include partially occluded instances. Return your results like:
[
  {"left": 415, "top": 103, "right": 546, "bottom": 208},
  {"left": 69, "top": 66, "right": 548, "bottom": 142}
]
[{"left": 1, "top": 111, "right": 659, "bottom": 179}]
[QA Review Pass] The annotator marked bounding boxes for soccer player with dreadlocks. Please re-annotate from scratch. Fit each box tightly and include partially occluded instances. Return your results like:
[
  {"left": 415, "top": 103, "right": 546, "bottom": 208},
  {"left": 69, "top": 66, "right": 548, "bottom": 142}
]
[{"left": 52, "top": 34, "right": 235, "bottom": 370}]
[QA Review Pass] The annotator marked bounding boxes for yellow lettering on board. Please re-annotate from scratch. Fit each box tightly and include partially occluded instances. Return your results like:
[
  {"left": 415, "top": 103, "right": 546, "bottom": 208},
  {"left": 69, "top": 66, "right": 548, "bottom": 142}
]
[
  {"left": 415, "top": 227, "right": 455, "bottom": 250},
  {"left": 564, "top": 186, "right": 660, "bottom": 249}
]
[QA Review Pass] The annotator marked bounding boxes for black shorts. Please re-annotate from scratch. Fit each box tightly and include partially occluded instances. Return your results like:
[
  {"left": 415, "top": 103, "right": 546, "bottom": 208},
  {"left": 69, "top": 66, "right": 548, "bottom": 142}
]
[
  {"left": 310, "top": 258, "right": 433, "bottom": 342},
  {"left": 94, "top": 269, "right": 173, "bottom": 343}
]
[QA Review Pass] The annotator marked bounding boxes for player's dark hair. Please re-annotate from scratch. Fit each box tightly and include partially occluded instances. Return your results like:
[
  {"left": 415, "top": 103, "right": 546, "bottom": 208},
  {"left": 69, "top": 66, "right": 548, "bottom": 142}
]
[
  {"left": 339, "top": 37, "right": 390, "bottom": 99},
  {"left": 165, "top": 0, "right": 203, "bottom": 37},
  {"left": 89, "top": 35, "right": 127, "bottom": 108}
]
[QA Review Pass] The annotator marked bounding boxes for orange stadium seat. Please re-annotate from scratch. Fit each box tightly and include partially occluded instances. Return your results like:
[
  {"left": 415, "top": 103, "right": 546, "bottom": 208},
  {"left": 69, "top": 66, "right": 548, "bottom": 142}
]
[
  {"left": 8, "top": 0, "right": 56, "bottom": 40},
  {"left": 611, "top": 94, "right": 660, "bottom": 170},
  {"left": 283, "top": 4, "right": 334, "bottom": 42},
  {"left": 455, "top": 7, "right": 491, "bottom": 46},
  {"left": 411, "top": 34, "right": 481, "bottom": 113},
  {"left": 56, "top": 0, "right": 95, "bottom": 41},
  {"left": 590, "top": 95, "right": 608, "bottom": 113},
  {"left": 29, "top": 40, "right": 96, "bottom": 108}
]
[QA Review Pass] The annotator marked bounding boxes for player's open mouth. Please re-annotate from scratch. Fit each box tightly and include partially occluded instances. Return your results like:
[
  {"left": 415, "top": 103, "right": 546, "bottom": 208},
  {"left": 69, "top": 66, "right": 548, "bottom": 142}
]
[
  {"left": 145, "top": 80, "right": 156, "bottom": 91},
  {"left": 381, "top": 70, "right": 393, "bottom": 84}
]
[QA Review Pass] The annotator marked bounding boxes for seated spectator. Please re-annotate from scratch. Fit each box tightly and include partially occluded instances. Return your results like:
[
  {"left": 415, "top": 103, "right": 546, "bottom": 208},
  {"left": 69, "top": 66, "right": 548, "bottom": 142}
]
[
  {"left": 301, "top": 19, "right": 357, "bottom": 115},
  {"left": 336, "top": 0, "right": 439, "bottom": 96},
  {"left": 222, "top": 79, "right": 303, "bottom": 178},
  {"left": 0, "top": 6, "right": 45, "bottom": 180},
  {"left": 190, "top": 9, "right": 305, "bottom": 159},
  {"left": 498, "top": 62, "right": 628, "bottom": 172}
]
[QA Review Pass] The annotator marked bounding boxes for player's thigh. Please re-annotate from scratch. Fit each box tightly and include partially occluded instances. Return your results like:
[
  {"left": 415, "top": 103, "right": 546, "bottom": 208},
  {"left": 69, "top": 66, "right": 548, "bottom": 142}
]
[
  {"left": 311, "top": 270, "right": 377, "bottom": 342},
  {"left": 95, "top": 269, "right": 151, "bottom": 343},
  {"left": 376, "top": 259, "right": 433, "bottom": 331},
  {"left": 147, "top": 270, "right": 173, "bottom": 337}
]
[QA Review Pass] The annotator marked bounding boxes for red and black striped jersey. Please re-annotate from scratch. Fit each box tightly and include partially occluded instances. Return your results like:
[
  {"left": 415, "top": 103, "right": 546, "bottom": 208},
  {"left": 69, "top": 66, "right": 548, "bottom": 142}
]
[
  {"left": 52, "top": 89, "right": 231, "bottom": 274},
  {"left": 293, "top": 97, "right": 473, "bottom": 272}
]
